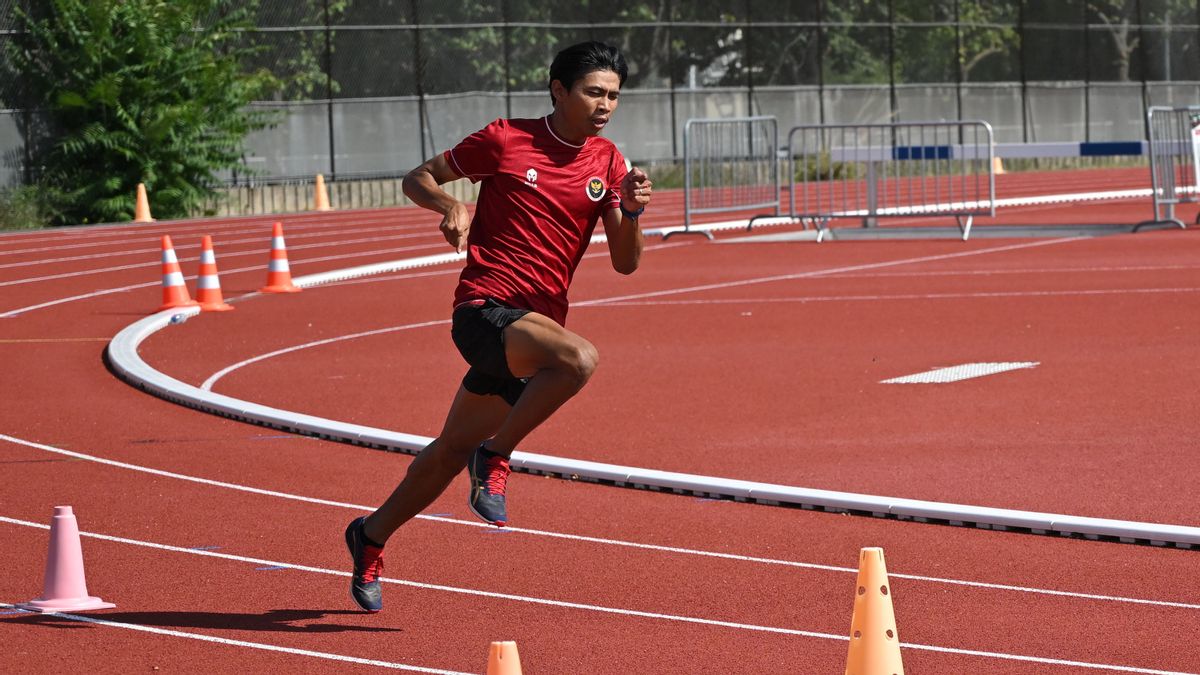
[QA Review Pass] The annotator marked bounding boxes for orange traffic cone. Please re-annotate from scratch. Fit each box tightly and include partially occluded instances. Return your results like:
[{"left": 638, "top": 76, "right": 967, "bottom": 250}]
[
  {"left": 159, "top": 235, "right": 198, "bottom": 311},
  {"left": 17, "top": 506, "right": 115, "bottom": 613},
  {"left": 195, "top": 235, "right": 234, "bottom": 311},
  {"left": 314, "top": 173, "right": 332, "bottom": 212},
  {"left": 486, "top": 641, "right": 523, "bottom": 675},
  {"left": 260, "top": 222, "right": 301, "bottom": 293},
  {"left": 134, "top": 183, "right": 154, "bottom": 222},
  {"left": 992, "top": 156, "right": 1006, "bottom": 175},
  {"left": 845, "top": 547, "right": 904, "bottom": 675}
]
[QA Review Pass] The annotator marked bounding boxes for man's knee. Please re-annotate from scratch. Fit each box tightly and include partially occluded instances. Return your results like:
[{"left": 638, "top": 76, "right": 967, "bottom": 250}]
[{"left": 561, "top": 340, "right": 599, "bottom": 387}]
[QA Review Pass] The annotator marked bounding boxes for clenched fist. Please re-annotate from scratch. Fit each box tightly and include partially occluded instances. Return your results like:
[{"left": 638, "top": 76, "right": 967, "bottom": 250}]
[{"left": 620, "top": 167, "right": 652, "bottom": 214}]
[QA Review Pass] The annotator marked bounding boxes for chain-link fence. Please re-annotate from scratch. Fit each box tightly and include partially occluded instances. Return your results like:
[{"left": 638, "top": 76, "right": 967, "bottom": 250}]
[{"left": 3, "top": 0, "right": 1200, "bottom": 189}]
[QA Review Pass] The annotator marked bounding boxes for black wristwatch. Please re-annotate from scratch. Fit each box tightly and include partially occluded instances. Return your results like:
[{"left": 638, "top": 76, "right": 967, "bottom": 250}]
[{"left": 619, "top": 202, "right": 645, "bottom": 220}]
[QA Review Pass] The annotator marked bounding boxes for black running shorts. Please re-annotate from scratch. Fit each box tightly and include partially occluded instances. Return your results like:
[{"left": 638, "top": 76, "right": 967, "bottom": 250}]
[{"left": 450, "top": 298, "right": 530, "bottom": 406}]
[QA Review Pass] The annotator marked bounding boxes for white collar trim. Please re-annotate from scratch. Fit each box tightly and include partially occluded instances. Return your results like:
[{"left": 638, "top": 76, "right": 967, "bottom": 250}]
[{"left": 544, "top": 115, "right": 585, "bottom": 148}]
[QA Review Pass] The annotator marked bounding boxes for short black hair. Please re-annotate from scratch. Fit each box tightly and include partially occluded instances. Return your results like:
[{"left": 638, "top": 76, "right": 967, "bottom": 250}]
[{"left": 548, "top": 41, "right": 628, "bottom": 106}]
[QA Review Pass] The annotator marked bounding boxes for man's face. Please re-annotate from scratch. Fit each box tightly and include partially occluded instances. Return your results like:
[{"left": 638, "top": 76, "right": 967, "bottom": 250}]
[{"left": 552, "top": 69, "right": 621, "bottom": 138}]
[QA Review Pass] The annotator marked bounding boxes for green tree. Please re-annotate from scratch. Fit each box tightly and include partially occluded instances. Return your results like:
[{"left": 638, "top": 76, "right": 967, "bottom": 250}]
[
  {"left": 6, "top": 0, "right": 279, "bottom": 224},
  {"left": 889, "top": 0, "right": 1020, "bottom": 84},
  {"left": 244, "top": 0, "right": 350, "bottom": 100}
]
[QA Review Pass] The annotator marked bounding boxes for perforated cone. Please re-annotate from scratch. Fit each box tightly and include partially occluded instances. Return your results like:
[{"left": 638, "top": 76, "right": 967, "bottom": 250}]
[
  {"left": 134, "top": 183, "right": 153, "bottom": 222},
  {"left": 195, "top": 235, "right": 234, "bottom": 311},
  {"left": 314, "top": 173, "right": 332, "bottom": 211},
  {"left": 17, "top": 506, "right": 115, "bottom": 613},
  {"left": 159, "top": 235, "right": 198, "bottom": 311},
  {"left": 845, "top": 547, "right": 904, "bottom": 675},
  {"left": 260, "top": 222, "right": 301, "bottom": 293},
  {"left": 486, "top": 641, "right": 523, "bottom": 675}
]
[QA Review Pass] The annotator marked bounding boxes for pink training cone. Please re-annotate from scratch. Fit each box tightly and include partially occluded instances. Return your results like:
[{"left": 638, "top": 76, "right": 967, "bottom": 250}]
[
  {"left": 17, "top": 506, "right": 115, "bottom": 613},
  {"left": 260, "top": 222, "right": 301, "bottom": 293},
  {"left": 195, "top": 235, "right": 234, "bottom": 311}
]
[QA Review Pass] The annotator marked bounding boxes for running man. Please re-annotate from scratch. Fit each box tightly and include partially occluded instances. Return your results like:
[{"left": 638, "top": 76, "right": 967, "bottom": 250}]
[{"left": 345, "top": 41, "right": 651, "bottom": 612}]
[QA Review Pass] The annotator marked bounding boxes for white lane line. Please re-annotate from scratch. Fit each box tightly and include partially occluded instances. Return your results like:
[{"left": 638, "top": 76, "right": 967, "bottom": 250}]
[
  {"left": 586, "top": 287, "right": 1200, "bottom": 307},
  {"left": 0, "top": 233, "right": 444, "bottom": 287},
  {"left": 0, "top": 224, "right": 439, "bottom": 270},
  {"left": 0, "top": 227, "right": 685, "bottom": 319},
  {"left": 0, "top": 602, "right": 470, "bottom": 674},
  {"left": 201, "top": 320, "right": 448, "bottom": 390},
  {"left": 311, "top": 239, "right": 693, "bottom": 290},
  {"left": 574, "top": 237, "right": 1085, "bottom": 307},
  {"left": 0, "top": 519, "right": 1192, "bottom": 675},
  {"left": 881, "top": 362, "right": 1041, "bottom": 384},
  {"left": 0, "top": 212, "right": 432, "bottom": 253},
  {"left": 0, "top": 244, "right": 449, "bottom": 318},
  {"left": 1, "top": 433, "right": 1195, "bottom": 612},
  {"left": 821, "top": 263, "right": 1200, "bottom": 279},
  {"left": 197, "top": 240, "right": 694, "bottom": 390},
  {"left": 106, "top": 235, "right": 1200, "bottom": 545}
]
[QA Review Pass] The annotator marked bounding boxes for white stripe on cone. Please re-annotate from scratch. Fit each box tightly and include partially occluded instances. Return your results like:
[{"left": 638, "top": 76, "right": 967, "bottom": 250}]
[
  {"left": 163, "top": 272, "right": 185, "bottom": 287},
  {"left": 197, "top": 276, "right": 221, "bottom": 290},
  {"left": 269, "top": 259, "right": 290, "bottom": 272}
]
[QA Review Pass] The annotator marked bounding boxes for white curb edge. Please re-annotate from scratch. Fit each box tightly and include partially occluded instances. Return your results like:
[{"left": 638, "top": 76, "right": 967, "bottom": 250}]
[{"left": 105, "top": 218, "right": 1200, "bottom": 549}]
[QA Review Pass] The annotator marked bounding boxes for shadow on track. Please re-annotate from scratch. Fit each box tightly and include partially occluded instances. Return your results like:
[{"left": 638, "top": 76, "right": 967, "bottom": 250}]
[{"left": 3, "top": 608, "right": 402, "bottom": 633}]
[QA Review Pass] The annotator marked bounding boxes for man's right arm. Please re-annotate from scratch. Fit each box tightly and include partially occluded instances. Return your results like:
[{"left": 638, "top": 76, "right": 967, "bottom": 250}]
[{"left": 403, "top": 154, "right": 473, "bottom": 253}]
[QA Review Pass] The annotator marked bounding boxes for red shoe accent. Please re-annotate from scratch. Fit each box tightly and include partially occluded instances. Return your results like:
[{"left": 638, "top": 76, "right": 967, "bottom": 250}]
[
  {"left": 484, "top": 455, "right": 510, "bottom": 495},
  {"left": 358, "top": 543, "right": 384, "bottom": 583}
]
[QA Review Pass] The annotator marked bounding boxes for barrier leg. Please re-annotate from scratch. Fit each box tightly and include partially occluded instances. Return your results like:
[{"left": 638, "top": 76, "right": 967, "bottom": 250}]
[{"left": 956, "top": 215, "right": 974, "bottom": 241}]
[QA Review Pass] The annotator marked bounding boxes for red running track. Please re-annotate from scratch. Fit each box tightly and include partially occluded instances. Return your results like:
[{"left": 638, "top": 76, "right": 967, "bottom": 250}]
[{"left": 1, "top": 171, "right": 1199, "bottom": 674}]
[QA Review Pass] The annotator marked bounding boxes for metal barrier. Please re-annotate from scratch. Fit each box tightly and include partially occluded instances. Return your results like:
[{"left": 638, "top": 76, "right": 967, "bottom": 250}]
[
  {"left": 786, "top": 121, "right": 996, "bottom": 241},
  {"left": 1138, "top": 106, "right": 1199, "bottom": 230},
  {"left": 675, "top": 116, "right": 780, "bottom": 241}
]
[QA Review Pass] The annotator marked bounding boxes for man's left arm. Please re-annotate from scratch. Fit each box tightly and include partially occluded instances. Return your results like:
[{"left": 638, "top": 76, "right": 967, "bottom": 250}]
[{"left": 603, "top": 167, "right": 651, "bottom": 275}]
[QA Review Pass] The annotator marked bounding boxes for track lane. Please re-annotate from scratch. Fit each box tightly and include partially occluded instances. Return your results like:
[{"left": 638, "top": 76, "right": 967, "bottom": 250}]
[
  {"left": 3, "top": 170, "right": 1198, "bottom": 673},
  {"left": 2, "top": 437, "right": 1196, "bottom": 673},
  {"left": 150, "top": 230, "right": 1200, "bottom": 523}
]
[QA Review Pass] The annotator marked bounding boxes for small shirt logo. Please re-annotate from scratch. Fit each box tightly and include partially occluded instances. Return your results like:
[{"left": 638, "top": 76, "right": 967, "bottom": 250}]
[
  {"left": 586, "top": 176, "right": 605, "bottom": 202},
  {"left": 524, "top": 168, "right": 538, "bottom": 189}
]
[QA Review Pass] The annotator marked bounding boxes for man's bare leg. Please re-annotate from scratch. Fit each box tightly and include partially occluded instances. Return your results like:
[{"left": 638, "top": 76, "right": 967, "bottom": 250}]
[
  {"left": 362, "top": 385, "right": 510, "bottom": 544},
  {"left": 484, "top": 312, "right": 599, "bottom": 456}
]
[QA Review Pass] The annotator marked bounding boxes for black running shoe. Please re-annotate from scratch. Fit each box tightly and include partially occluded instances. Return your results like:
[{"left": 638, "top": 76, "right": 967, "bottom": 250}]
[
  {"left": 468, "top": 444, "right": 511, "bottom": 527},
  {"left": 344, "top": 516, "right": 384, "bottom": 612}
]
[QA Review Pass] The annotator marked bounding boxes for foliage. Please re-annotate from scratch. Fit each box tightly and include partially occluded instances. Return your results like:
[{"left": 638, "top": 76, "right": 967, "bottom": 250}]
[
  {"left": 0, "top": 185, "right": 50, "bottom": 230},
  {"left": 5, "top": 0, "right": 279, "bottom": 225},
  {"left": 243, "top": 0, "right": 349, "bottom": 100},
  {"left": 794, "top": 153, "right": 860, "bottom": 182}
]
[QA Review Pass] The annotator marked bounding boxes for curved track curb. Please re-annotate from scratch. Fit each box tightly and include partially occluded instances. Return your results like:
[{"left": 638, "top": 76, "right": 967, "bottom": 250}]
[{"left": 106, "top": 221, "right": 1200, "bottom": 550}]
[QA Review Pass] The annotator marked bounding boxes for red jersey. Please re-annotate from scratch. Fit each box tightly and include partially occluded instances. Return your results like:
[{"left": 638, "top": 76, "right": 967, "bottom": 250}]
[{"left": 445, "top": 116, "right": 627, "bottom": 325}]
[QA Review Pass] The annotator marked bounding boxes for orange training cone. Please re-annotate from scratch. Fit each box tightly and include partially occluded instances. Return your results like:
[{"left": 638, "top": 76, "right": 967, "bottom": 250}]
[
  {"left": 486, "top": 641, "right": 523, "bottom": 675},
  {"left": 134, "top": 183, "right": 153, "bottom": 222},
  {"left": 17, "top": 506, "right": 115, "bottom": 613},
  {"left": 195, "top": 235, "right": 234, "bottom": 311},
  {"left": 992, "top": 156, "right": 1006, "bottom": 175},
  {"left": 260, "top": 222, "right": 301, "bottom": 293},
  {"left": 159, "top": 235, "right": 198, "bottom": 311},
  {"left": 314, "top": 173, "right": 332, "bottom": 212},
  {"left": 845, "top": 547, "right": 904, "bottom": 675}
]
